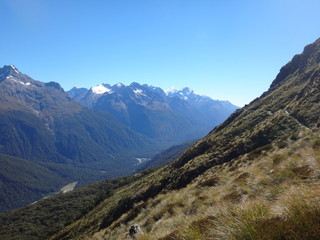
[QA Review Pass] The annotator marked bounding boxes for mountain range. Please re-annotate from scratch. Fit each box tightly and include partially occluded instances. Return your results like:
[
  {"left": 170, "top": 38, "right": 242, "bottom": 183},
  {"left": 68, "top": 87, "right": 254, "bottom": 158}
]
[
  {"left": 0, "top": 65, "right": 236, "bottom": 212},
  {"left": 1, "top": 37, "right": 320, "bottom": 240},
  {"left": 68, "top": 83, "right": 238, "bottom": 143},
  {"left": 0, "top": 65, "right": 158, "bottom": 211},
  {"left": 49, "top": 37, "right": 320, "bottom": 240},
  {"left": 0, "top": 37, "right": 315, "bottom": 240}
]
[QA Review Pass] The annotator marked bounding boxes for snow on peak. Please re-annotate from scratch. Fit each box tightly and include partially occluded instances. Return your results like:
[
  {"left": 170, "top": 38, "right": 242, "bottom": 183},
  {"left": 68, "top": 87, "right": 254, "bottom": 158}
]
[
  {"left": 165, "top": 87, "right": 177, "bottom": 95},
  {"left": 92, "top": 84, "right": 111, "bottom": 95},
  {"left": 7, "top": 77, "right": 31, "bottom": 86},
  {"left": 73, "top": 86, "right": 88, "bottom": 91},
  {"left": 19, "top": 81, "right": 31, "bottom": 86},
  {"left": 133, "top": 89, "right": 143, "bottom": 95},
  {"left": 10, "top": 64, "right": 20, "bottom": 74},
  {"left": 116, "top": 83, "right": 124, "bottom": 88},
  {"left": 164, "top": 87, "right": 212, "bottom": 102}
]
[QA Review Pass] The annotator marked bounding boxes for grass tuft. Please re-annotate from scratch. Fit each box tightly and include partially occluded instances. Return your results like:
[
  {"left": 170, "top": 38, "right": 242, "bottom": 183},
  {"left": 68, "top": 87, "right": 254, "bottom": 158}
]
[{"left": 213, "top": 202, "right": 269, "bottom": 240}]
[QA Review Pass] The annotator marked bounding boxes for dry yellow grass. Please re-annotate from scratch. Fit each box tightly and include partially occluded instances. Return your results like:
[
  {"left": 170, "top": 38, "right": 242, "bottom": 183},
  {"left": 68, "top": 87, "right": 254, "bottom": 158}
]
[{"left": 91, "top": 129, "right": 320, "bottom": 240}]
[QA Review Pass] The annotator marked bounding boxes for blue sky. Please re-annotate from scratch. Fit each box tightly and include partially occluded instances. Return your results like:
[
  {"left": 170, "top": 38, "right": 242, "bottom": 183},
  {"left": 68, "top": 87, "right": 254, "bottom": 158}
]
[{"left": 1, "top": 0, "right": 320, "bottom": 106}]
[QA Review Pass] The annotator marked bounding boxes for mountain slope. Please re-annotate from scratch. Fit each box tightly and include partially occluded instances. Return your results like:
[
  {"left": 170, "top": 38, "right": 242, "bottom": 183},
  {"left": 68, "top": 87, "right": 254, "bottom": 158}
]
[
  {"left": 0, "top": 65, "right": 155, "bottom": 165},
  {"left": 0, "top": 65, "right": 162, "bottom": 211},
  {"left": 1, "top": 38, "right": 320, "bottom": 239},
  {"left": 0, "top": 153, "right": 66, "bottom": 212},
  {"left": 137, "top": 138, "right": 199, "bottom": 171},
  {"left": 68, "top": 83, "right": 238, "bottom": 143},
  {"left": 0, "top": 170, "right": 153, "bottom": 240},
  {"left": 97, "top": 128, "right": 320, "bottom": 240},
  {"left": 47, "top": 38, "right": 320, "bottom": 239}
]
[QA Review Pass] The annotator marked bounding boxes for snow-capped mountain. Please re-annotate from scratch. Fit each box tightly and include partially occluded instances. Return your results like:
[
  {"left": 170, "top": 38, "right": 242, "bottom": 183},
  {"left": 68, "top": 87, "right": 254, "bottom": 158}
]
[
  {"left": 166, "top": 87, "right": 210, "bottom": 102},
  {"left": 0, "top": 65, "right": 163, "bottom": 211},
  {"left": 165, "top": 87, "right": 239, "bottom": 124},
  {"left": 68, "top": 83, "right": 238, "bottom": 143}
]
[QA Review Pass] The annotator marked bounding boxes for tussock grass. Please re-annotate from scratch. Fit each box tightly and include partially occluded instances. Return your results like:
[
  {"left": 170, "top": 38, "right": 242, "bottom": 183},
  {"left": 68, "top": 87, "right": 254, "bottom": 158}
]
[
  {"left": 312, "top": 138, "right": 320, "bottom": 149},
  {"left": 212, "top": 187, "right": 320, "bottom": 240},
  {"left": 213, "top": 201, "right": 269, "bottom": 240},
  {"left": 92, "top": 130, "right": 320, "bottom": 240}
]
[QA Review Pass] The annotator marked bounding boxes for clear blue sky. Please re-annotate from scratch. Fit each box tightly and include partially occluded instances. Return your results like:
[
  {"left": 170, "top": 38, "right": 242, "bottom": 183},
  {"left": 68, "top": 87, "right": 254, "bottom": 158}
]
[{"left": 1, "top": 0, "right": 320, "bottom": 106}]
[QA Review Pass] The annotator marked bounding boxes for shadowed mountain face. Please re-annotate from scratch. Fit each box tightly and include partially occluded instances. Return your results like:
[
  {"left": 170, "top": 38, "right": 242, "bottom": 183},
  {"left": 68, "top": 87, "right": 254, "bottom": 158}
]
[
  {"left": 44, "top": 39, "right": 320, "bottom": 239},
  {"left": 0, "top": 65, "right": 155, "bottom": 165},
  {"left": 1, "top": 38, "right": 320, "bottom": 240},
  {"left": 68, "top": 83, "right": 238, "bottom": 143},
  {"left": 0, "top": 65, "right": 162, "bottom": 211}
]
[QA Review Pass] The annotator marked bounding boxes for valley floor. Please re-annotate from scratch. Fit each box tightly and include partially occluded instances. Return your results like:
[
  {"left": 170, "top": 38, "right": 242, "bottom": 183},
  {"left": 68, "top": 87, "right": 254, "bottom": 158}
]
[{"left": 60, "top": 182, "right": 78, "bottom": 194}]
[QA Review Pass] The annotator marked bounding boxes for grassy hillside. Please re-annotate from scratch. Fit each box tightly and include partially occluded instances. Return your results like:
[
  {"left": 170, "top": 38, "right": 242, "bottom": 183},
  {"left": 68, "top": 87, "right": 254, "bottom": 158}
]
[
  {"left": 1, "top": 39, "right": 320, "bottom": 240},
  {"left": 48, "top": 38, "right": 320, "bottom": 239},
  {"left": 95, "top": 128, "right": 320, "bottom": 240}
]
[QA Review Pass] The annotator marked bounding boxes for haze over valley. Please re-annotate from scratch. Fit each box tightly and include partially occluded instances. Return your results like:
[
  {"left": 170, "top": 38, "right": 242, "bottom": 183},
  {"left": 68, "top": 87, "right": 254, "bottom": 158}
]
[{"left": 1, "top": 1, "right": 320, "bottom": 240}]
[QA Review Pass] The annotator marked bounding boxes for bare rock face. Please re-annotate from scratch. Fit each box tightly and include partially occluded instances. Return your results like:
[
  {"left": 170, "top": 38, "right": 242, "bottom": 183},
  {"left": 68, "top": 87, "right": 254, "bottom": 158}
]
[{"left": 126, "top": 224, "right": 143, "bottom": 239}]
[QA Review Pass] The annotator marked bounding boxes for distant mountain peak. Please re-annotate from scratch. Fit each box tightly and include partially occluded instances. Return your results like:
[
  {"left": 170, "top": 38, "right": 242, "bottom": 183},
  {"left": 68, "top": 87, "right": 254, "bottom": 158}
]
[
  {"left": 182, "top": 87, "right": 192, "bottom": 92},
  {"left": 1, "top": 64, "right": 20, "bottom": 73},
  {"left": 67, "top": 82, "right": 238, "bottom": 142},
  {"left": 0, "top": 65, "right": 35, "bottom": 87},
  {"left": 165, "top": 87, "right": 178, "bottom": 95},
  {"left": 91, "top": 84, "right": 112, "bottom": 95},
  {"left": 8, "top": 64, "right": 20, "bottom": 73},
  {"left": 130, "top": 82, "right": 141, "bottom": 87},
  {"left": 45, "top": 81, "right": 64, "bottom": 92},
  {"left": 165, "top": 86, "right": 207, "bottom": 102},
  {"left": 69, "top": 83, "right": 233, "bottom": 106},
  {"left": 0, "top": 65, "right": 21, "bottom": 81},
  {"left": 165, "top": 87, "right": 199, "bottom": 96},
  {"left": 115, "top": 82, "right": 124, "bottom": 88},
  {"left": 70, "top": 86, "right": 88, "bottom": 91}
]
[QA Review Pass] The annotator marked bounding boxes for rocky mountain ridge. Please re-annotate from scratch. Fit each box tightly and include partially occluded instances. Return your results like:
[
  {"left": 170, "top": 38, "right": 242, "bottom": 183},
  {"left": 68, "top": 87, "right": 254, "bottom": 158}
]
[
  {"left": 68, "top": 82, "right": 238, "bottom": 143},
  {"left": 47, "top": 38, "right": 320, "bottom": 239},
  {"left": 0, "top": 65, "right": 162, "bottom": 211},
  {"left": 2, "top": 37, "right": 320, "bottom": 240}
]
